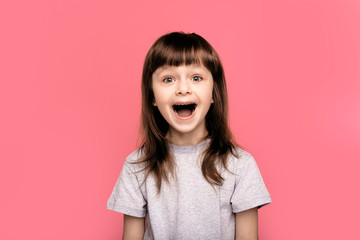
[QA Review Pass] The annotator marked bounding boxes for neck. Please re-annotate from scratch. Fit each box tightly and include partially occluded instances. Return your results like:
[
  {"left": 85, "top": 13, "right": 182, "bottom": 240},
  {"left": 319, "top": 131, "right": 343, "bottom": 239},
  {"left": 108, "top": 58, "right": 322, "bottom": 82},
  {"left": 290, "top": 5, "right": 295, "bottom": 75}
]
[{"left": 166, "top": 128, "right": 208, "bottom": 146}]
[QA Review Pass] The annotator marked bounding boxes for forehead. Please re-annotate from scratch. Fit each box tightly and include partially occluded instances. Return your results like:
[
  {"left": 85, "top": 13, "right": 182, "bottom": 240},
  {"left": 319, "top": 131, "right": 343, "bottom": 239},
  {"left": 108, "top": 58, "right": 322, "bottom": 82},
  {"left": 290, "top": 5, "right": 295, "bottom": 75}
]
[{"left": 153, "top": 64, "right": 211, "bottom": 76}]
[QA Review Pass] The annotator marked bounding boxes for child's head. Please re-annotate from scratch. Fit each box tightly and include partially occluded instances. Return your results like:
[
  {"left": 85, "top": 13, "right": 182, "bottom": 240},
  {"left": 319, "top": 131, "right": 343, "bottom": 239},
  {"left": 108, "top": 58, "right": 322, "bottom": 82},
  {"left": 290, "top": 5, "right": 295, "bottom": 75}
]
[{"left": 141, "top": 32, "right": 230, "bottom": 141}]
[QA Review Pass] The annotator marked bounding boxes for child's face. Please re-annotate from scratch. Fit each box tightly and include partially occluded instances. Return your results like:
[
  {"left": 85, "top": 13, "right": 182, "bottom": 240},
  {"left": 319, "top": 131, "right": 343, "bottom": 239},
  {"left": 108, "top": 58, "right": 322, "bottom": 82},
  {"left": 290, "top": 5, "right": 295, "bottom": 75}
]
[{"left": 152, "top": 64, "right": 214, "bottom": 145}]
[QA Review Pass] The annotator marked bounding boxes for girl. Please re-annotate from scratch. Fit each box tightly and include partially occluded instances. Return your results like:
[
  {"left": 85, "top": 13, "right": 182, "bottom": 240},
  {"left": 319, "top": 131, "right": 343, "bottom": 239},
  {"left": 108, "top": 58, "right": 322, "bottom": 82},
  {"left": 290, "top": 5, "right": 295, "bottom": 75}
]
[{"left": 107, "top": 32, "right": 271, "bottom": 240}]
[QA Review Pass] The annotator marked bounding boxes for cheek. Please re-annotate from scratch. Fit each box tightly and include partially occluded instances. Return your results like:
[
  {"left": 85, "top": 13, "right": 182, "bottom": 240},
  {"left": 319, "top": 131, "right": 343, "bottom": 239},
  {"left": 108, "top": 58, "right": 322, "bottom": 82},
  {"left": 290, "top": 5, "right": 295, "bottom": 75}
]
[
  {"left": 152, "top": 88, "right": 171, "bottom": 108},
  {"left": 204, "top": 84, "right": 214, "bottom": 102},
  {"left": 152, "top": 86, "right": 162, "bottom": 103}
]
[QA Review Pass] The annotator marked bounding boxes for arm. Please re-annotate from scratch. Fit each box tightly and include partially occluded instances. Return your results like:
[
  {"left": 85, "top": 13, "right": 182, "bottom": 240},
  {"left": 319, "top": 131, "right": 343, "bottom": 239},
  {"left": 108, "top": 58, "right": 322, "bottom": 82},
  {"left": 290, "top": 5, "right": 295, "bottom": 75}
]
[
  {"left": 235, "top": 207, "right": 259, "bottom": 240},
  {"left": 123, "top": 214, "right": 145, "bottom": 240}
]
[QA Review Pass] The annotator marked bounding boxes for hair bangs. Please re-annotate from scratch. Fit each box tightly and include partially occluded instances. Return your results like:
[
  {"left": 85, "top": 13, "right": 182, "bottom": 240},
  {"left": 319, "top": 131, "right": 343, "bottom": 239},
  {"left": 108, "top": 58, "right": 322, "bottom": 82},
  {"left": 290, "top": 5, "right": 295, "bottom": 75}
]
[
  {"left": 149, "top": 33, "right": 215, "bottom": 73},
  {"left": 164, "top": 47, "right": 204, "bottom": 66}
]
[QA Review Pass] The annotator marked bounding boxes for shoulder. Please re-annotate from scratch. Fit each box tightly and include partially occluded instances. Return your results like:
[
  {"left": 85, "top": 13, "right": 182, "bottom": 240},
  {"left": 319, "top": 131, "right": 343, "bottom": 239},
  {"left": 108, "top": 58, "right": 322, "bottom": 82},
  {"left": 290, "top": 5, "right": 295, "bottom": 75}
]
[
  {"left": 234, "top": 147, "right": 253, "bottom": 160},
  {"left": 125, "top": 148, "right": 143, "bottom": 163},
  {"left": 122, "top": 148, "right": 146, "bottom": 172},
  {"left": 228, "top": 147, "right": 253, "bottom": 164},
  {"left": 226, "top": 147, "right": 256, "bottom": 173}
]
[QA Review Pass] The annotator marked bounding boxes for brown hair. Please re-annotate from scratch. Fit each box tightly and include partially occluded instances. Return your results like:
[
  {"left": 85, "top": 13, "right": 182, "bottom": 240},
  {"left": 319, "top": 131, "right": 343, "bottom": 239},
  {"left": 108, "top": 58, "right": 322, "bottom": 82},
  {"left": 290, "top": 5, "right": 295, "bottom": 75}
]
[{"left": 139, "top": 32, "right": 239, "bottom": 192}]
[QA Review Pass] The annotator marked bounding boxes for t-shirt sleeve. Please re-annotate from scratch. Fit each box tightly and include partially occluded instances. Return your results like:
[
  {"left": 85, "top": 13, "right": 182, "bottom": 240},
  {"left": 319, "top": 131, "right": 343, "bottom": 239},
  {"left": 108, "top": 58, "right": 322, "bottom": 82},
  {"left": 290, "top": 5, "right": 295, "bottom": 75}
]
[
  {"left": 231, "top": 153, "right": 271, "bottom": 213},
  {"left": 107, "top": 159, "right": 147, "bottom": 218}
]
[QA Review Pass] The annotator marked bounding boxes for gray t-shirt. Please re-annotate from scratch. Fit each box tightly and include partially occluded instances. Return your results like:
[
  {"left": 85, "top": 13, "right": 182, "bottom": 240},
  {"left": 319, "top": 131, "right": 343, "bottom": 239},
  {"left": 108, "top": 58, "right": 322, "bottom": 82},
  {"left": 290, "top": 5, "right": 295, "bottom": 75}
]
[{"left": 107, "top": 140, "right": 271, "bottom": 239}]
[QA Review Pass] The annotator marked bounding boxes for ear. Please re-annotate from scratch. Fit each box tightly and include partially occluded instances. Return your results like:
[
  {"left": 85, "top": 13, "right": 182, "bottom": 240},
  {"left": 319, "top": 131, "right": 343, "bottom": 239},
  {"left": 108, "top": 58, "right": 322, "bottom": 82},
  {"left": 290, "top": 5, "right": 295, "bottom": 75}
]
[
  {"left": 152, "top": 100, "right": 157, "bottom": 106},
  {"left": 211, "top": 99, "right": 214, "bottom": 103}
]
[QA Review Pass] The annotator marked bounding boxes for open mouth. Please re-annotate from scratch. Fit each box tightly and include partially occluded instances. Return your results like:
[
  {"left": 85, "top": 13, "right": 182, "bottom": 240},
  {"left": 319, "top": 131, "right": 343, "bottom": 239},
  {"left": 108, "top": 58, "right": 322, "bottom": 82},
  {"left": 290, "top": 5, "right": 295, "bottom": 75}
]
[{"left": 172, "top": 103, "right": 197, "bottom": 118}]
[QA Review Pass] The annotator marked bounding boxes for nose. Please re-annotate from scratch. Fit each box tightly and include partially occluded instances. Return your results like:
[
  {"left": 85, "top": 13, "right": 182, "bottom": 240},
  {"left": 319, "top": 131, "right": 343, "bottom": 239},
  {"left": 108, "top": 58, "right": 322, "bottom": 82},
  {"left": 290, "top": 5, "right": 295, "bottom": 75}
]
[{"left": 176, "top": 79, "right": 191, "bottom": 95}]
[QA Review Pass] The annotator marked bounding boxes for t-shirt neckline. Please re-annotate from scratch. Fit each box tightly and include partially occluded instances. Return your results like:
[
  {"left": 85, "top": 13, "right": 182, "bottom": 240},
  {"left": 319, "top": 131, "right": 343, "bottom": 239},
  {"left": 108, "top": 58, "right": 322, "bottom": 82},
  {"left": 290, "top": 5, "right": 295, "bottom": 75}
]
[{"left": 168, "top": 138, "right": 210, "bottom": 154}]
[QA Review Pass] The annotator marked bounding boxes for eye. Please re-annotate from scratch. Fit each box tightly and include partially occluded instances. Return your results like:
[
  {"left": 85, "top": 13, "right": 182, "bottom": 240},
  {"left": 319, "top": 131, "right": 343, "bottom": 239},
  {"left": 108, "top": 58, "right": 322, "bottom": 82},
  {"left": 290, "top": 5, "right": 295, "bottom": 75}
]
[
  {"left": 192, "top": 75, "right": 202, "bottom": 82},
  {"left": 163, "top": 77, "right": 174, "bottom": 83}
]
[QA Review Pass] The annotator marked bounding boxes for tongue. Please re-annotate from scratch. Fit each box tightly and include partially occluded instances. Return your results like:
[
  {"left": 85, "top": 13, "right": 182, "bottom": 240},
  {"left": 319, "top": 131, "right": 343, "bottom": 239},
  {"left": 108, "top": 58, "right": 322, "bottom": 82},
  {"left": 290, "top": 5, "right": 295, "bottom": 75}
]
[{"left": 177, "top": 109, "right": 192, "bottom": 117}]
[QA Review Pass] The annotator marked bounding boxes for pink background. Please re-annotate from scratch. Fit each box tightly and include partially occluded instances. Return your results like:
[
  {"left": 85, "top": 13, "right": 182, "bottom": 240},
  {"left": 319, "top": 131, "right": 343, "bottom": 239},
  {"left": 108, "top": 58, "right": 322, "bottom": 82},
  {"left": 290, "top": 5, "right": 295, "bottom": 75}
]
[{"left": 1, "top": 0, "right": 359, "bottom": 239}]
